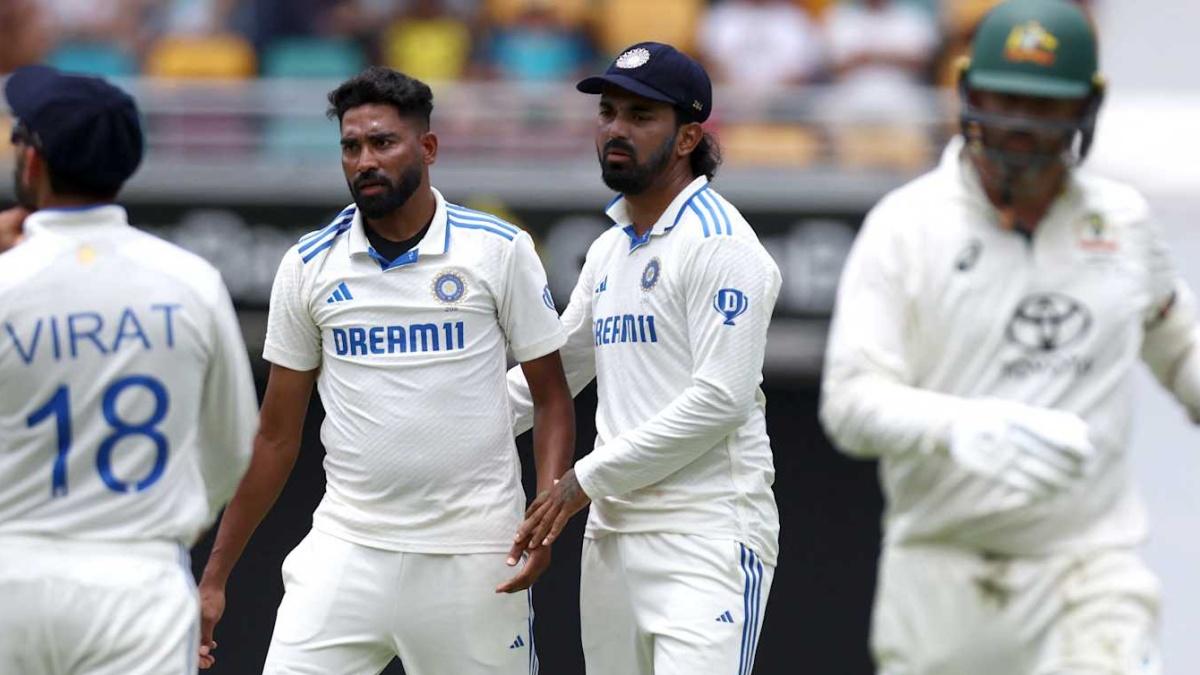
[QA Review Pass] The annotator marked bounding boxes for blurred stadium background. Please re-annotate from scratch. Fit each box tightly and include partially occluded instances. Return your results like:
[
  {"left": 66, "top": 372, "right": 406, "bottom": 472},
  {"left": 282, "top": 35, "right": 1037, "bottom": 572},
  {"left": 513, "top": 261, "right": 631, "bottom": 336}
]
[{"left": 1, "top": 0, "right": 1197, "bottom": 673}]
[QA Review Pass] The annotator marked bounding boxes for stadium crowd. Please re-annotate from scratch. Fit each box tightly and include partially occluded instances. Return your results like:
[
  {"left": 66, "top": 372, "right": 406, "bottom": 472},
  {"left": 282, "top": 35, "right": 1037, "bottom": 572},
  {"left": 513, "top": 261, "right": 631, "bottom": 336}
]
[
  {"left": 1, "top": 1, "right": 1072, "bottom": 87},
  {"left": 0, "top": 0, "right": 1095, "bottom": 170}
]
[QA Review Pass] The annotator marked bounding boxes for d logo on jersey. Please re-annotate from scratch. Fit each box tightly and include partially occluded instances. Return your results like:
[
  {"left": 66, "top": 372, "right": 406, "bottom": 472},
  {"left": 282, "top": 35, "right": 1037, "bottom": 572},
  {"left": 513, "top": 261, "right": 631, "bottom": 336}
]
[{"left": 713, "top": 288, "right": 749, "bottom": 326}]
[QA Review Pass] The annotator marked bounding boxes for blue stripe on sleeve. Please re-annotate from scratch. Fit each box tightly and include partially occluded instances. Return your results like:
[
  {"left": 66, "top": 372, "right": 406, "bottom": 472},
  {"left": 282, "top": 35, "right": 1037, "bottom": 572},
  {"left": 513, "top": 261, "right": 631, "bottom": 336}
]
[
  {"left": 448, "top": 218, "right": 516, "bottom": 241},
  {"left": 696, "top": 190, "right": 725, "bottom": 236},
  {"left": 446, "top": 204, "right": 519, "bottom": 233},
  {"left": 299, "top": 212, "right": 354, "bottom": 252},
  {"left": 699, "top": 190, "right": 733, "bottom": 235},
  {"left": 301, "top": 234, "right": 341, "bottom": 262},
  {"left": 688, "top": 202, "right": 712, "bottom": 238}
]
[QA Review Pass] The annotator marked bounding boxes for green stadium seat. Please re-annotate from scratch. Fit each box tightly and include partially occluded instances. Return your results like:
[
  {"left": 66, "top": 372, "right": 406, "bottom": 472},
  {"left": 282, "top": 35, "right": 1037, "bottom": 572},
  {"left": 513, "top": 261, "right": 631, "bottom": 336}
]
[
  {"left": 261, "top": 38, "right": 366, "bottom": 78},
  {"left": 46, "top": 42, "right": 137, "bottom": 77},
  {"left": 261, "top": 39, "right": 365, "bottom": 159}
]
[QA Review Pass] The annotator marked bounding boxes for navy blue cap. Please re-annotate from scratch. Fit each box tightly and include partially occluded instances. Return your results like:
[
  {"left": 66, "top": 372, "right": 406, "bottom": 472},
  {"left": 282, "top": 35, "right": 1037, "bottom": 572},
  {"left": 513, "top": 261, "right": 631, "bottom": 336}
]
[
  {"left": 577, "top": 42, "right": 713, "bottom": 123},
  {"left": 5, "top": 65, "right": 143, "bottom": 194}
]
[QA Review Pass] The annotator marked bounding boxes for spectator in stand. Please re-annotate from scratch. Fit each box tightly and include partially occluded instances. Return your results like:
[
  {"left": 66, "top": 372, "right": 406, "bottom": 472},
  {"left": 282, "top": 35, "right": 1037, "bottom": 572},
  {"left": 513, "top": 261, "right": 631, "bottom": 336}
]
[
  {"left": 242, "top": 0, "right": 344, "bottom": 51},
  {"left": 479, "top": 0, "right": 595, "bottom": 83},
  {"left": 0, "top": 0, "right": 49, "bottom": 73},
  {"left": 825, "top": 0, "right": 939, "bottom": 121},
  {"left": 40, "top": 0, "right": 146, "bottom": 47},
  {"left": 697, "top": 0, "right": 825, "bottom": 89},
  {"left": 383, "top": 0, "right": 476, "bottom": 83},
  {"left": 148, "top": 0, "right": 242, "bottom": 36}
]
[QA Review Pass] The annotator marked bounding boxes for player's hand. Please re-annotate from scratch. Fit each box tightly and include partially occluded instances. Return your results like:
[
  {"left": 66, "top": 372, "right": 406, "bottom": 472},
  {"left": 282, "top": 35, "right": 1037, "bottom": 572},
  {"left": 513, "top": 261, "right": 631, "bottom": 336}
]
[
  {"left": 197, "top": 581, "right": 226, "bottom": 669},
  {"left": 508, "top": 469, "right": 590, "bottom": 559},
  {"left": 950, "top": 399, "right": 1095, "bottom": 498},
  {"left": 0, "top": 206, "right": 30, "bottom": 254},
  {"left": 495, "top": 546, "right": 551, "bottom": 594}
]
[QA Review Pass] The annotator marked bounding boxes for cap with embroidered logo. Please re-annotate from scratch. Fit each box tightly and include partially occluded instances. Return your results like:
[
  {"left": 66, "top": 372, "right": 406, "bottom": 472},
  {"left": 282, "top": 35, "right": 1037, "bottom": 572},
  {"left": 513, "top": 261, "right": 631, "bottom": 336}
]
[
  {"left": 577, "top": 42, "right": 713, "bottom": 123},
  {"left": 4, "top": 65, "right": 144, "bottom": 194}
]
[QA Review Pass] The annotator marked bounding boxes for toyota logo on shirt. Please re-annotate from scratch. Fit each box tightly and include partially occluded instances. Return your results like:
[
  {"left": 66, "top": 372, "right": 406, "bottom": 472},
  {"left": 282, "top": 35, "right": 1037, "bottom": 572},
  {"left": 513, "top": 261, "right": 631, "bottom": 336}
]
[{"left": 1005, "top": 294, "right": 1092, "bottom": 352}]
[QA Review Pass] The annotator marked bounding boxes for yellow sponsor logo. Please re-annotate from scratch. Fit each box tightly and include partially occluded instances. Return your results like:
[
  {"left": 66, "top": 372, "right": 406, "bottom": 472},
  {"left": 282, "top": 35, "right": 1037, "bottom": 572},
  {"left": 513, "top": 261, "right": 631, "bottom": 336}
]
[{"left": 1004, "top": 20, "right": 1059, "bottom": 66}]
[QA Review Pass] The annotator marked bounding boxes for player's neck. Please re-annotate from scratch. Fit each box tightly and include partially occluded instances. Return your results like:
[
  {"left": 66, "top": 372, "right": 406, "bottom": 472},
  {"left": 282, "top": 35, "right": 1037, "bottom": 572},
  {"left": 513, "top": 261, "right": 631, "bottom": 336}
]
[
  {"left": 39, "top": 195, "right": 110, "bottom": 210},
  {"left": 624, "top": 165, "right": 696, "bottom": 236},
  {"left": 366, "top": 187, "right": 437, "bottom": 242},
  {"left": 985, "top": 178, "right": 1065, "bottom": 235}
]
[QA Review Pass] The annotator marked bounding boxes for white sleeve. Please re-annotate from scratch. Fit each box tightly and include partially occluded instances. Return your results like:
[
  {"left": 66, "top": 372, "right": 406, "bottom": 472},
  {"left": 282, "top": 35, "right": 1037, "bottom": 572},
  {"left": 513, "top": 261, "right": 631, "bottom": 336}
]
[
  {"left": 196, "top": 275, "right": 258, "bottom": 523},
  {"left": 498, "top": 232, "right": 567, "bottom": 363},
  {"left": 262, "top": 249, "right": 321, "bottom": 371},
  {"left": 1137, "top": 213, "right": 1200, "bottom": 422},
  {"left": 572, "top": 236, "right": 781, "bottom": 500},
  {"left": 819, "top": 204, "right": 971, "bottom": 460},
  {"left": 507, "top": 237, "right": 599, "bottom": 435}
]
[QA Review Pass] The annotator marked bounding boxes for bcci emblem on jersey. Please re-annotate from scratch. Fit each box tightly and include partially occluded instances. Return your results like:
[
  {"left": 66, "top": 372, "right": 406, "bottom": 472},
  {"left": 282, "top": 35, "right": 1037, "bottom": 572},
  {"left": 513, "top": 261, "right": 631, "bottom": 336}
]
[
  {"left": 713, "top": 288, "right": 749, "bottom": 326},
  {"left": 432, "top": 270, "right": 467, "bottom": 305},
  {"left": 641, "top": 258, "right": 661, "bottom": 291}
]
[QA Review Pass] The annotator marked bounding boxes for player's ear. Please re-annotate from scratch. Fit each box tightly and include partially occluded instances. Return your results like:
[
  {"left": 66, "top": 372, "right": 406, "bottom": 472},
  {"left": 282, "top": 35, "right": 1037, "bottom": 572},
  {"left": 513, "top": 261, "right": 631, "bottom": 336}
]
[
  {"left": 676, "top": 121, "right": 703, "bottom": 157},
  {"left": 21, "top": 146, "right": 42, "bottom": 187},
  {"left": 421, "top": 130, "right": 438, "bottom": 166}
]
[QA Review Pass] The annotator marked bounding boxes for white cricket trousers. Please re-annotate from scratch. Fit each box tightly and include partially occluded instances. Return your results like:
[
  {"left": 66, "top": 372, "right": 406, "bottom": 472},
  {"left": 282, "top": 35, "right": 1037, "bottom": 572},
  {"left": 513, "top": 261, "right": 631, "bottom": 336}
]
[
  {"left": 581, "top": 532, "right": 775, "bottom": 675},
  {"left": 0, "top": 534, "right": 198, "bottom": 675},
  {"left": 871, "top": 544, "right": 1161, "bottom": 675},
  {"left": 262, "top": 528, "right": 538, "bottom": 675}
]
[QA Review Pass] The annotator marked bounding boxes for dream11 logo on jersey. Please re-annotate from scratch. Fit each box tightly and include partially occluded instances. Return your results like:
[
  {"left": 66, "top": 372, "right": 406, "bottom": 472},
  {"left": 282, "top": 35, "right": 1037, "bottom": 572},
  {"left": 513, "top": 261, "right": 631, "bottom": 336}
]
[{"left": 1001, "top": 293, "right": 1095, "bottom": 378}]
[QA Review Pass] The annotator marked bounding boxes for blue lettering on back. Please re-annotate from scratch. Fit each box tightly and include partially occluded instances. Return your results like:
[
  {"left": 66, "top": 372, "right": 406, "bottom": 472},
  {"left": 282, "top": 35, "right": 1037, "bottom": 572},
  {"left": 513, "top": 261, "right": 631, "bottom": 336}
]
[
  {"left": 112, "top": 307, "right": 151, "bottom": 352},
  {"left": 4, "top": 319, "right": 42, "bottom": 365},
  {"left": 68, "top": 312, "right": 108, "bottom": 358}
]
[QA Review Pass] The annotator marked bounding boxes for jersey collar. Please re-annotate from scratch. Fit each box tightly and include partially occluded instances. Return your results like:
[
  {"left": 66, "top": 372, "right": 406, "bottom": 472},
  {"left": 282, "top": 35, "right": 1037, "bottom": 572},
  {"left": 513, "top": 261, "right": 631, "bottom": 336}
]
[
  {"left": 23, "top": 204, "right": 129, "bottom": 237},
  {"left": 347, "top": 187, "right": 452, "bottom": 270},
  {"left": 605, "top": 175, "right": 710, "bottom": 253}
]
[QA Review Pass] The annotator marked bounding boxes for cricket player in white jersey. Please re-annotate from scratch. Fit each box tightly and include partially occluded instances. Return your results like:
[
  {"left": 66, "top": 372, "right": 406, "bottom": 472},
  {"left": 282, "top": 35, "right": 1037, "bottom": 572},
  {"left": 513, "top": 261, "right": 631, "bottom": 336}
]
[
  {"left": 507, "top": 42, "right": 782, "bottom": 675},
  {"left": 0, "top": 66, "right": 258, "bottom": 675},
  {"left": 821, "top": 1, "right": 1200, "bottom": 673},
  {"left": 195, "top": 67, "right": 575, "bottom": 674}
]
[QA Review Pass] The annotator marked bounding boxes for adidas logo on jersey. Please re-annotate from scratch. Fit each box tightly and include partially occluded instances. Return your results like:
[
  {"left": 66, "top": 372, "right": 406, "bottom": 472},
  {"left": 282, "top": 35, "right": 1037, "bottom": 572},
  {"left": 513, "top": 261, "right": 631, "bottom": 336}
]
[
  {"left": 326, "top": 281, "right": 354, "bottom": 304},
  {"left": 509, "top": 635, "right": 526, "bottom": 649},
  {"left": 716, "top": 610, "right": 735, "bottom": 623}
]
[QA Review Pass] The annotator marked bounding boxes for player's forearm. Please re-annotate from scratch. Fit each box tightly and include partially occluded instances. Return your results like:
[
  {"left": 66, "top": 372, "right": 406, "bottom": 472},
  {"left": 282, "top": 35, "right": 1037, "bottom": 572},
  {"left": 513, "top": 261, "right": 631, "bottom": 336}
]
[
  {"left": 1142, "top": 285, "right": 1200, "bottom": 421},
  {"left": 199, "top": 432, "right": 300, "bottom": 587},
  {"left": 532, "top": 393, "right": 575, "bottom": 493},
  {"left": 819, "top": 369, "right": 968, "bottom": 460},
  {"left": 575, "top": 376, "right": 753, "bottom": 499}
]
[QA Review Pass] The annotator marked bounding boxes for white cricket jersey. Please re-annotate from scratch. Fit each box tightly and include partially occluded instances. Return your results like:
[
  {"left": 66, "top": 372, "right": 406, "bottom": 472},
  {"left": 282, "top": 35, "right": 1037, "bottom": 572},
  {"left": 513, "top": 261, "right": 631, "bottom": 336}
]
[
  {"left": 821, "top": 138, "right": 1200, "bottom": 555},
  {"left": 508, "top": 176, "right": 783, "bottom": 564},
  {"left": 0, "top": 205, "right": 257, "bottom": 546},
  {"left": 264, "top": 188, "right": 565, "bottom": 553}
]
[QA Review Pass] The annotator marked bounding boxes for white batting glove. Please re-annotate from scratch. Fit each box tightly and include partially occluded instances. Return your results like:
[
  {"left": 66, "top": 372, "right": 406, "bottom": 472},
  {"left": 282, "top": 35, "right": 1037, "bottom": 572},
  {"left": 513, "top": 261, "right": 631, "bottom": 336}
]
[{"left": 949, "top": 399, "right": 1094, "bottom": 498}]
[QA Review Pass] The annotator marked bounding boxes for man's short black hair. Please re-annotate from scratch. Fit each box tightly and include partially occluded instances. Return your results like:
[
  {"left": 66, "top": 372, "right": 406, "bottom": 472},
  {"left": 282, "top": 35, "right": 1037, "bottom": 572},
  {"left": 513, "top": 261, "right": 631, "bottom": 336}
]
[{"left": 327, "top": 66, "right": 434, "bottom": 129}]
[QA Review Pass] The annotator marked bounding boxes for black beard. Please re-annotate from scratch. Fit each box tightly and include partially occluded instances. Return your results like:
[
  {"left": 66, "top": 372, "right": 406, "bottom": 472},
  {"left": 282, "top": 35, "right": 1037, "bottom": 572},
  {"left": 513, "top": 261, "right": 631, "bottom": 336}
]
[
  {"left": 13, "top": 153, "right": 37, "bottom": 210},
  {"left": 599, "top": 134, "right": 675, "bottom": 196},
  {"left": 350, "top": 162, "right": 423, "bottom": 219}
]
